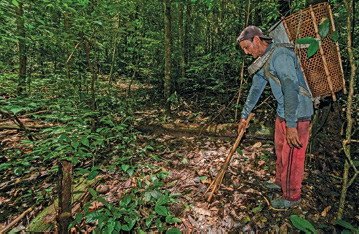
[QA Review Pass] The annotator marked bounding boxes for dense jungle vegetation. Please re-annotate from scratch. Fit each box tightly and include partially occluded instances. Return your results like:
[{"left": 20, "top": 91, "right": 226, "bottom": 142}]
[{"left": 0, "top": 0, "right": 358, "bottom": 233}]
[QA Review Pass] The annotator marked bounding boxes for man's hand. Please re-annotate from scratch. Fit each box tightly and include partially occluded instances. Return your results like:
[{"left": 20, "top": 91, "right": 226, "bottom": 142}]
[
  {"left": 286, "top": 127, "right": 302, "bottom": 148},
  {"left": 237, "top": 118, "right": 248, "bottom": 135}
]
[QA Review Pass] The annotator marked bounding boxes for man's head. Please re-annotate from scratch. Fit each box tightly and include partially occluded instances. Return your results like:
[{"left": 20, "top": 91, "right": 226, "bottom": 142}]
[{"left": 237, "top": 26, "right": 272, "bottom": 58}]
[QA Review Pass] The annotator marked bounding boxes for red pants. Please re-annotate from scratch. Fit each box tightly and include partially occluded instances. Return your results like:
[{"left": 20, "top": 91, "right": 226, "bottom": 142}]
[{"left": 274, "top": 118, "right": 310, "bottom": 201}]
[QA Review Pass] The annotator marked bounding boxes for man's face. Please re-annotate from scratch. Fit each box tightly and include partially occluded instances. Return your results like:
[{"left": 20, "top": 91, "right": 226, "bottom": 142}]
[{"left": 239, "top": 37, "right": 261, "bottom": 58}]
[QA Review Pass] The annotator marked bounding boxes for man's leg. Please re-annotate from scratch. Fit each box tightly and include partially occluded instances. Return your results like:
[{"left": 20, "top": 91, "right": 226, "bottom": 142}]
[
  {"left": 274, "top": 117, "right": 285, "bottom": 187},
  {"left": 277, "top": 120, "right": 310, "bottom": 201}
]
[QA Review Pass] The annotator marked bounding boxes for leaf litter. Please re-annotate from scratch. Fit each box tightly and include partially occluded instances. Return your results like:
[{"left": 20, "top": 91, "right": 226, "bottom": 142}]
[{"left": 1, "top": 110, "right": 358, "bottom": 232}]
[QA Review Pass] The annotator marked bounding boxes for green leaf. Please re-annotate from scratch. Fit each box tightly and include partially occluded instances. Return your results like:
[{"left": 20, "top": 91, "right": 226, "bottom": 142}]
[
  {"left": 104, "top": 218, "right": 116, "bottom": 233},
  {"left": 166, "top": 228, "right": 182, "bottom": 234},
  {"left": 251, "top": 206, "right": 262, "bottom": 213},
  {"left": 76, "top": 168, "right": 91, "bottom": 175},
  {"left": 93, "top": 21, "right": 103, "bottom": 25},
  {"left": 121, "top": 164, "right": 130, "bottom": 172},
  {"left": 307, "top": 40, "right": 319, "bottom": 59},
  {"left": 12, "top": 0, "right": 19, "bottom": 7},
  {"left": 199, "top": 176, "right": 208, "bottom": 182},
  {"left": 75, "top": 212, "right": 83, "bottom": 223},
  {"left": 330, "top": 31, "right": 339, "bottom": 42},
  {"left": 318, "top": 18, "right": 330, "bottom": 38},
  {"left": 155, "top": 205, "right": 168, "bottom": 216},
  {"left": 295, "top": 37, "right": 316, "bottom": 44},
  {"left": 88, "top": 188, "right": 98, "bottom": 198},
  {"left": 14, "top": 167, "right": 24, "bottom": 176},
  {"left": 165, "top": 215, "right": 182, "bottom": 224},
  {"left": 124, "top": 216, "right": 136, "bottom": 230},
  {"left": 290, "top": 215, "right": 316, "bottom": 234},
  {"left": 236, "top": 148, "right": 243, "bottom": 156},
  {"left": 115, "top": 221, "right": 121, "bottom": 231},
  {"left": 157, "top": 195, "right": 170, "bottom": 206},
  {"left": 335, "top": 220, "right": 355, "bottom": 231},
  {"left": 88, "top": 170, "right": 99, "bottom": 180},
  {"left": 81, "top": 137, "right": 90, "bottom": 147},
  {"left": 182, "top": 158, "right": 188, "bottom": 164},
  {"left": 146, "top": 218, "right": 152, "bottom": 228},
  {"left": 71, "top": 142, "right": 79, "bottom": 150},
  {"left": 10, "top": 107, "right": 23, "bottom": 114},
  {"left": 85, "top": 211, "right": 102, "bottom": 223}
]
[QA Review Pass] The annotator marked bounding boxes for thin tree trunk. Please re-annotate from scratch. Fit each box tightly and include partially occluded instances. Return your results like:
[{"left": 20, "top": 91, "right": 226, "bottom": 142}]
[
  {"left": 185, "top": 1, "right": 191, "bottom": 64},
  {"left": 15, "top": 2, "right": 26, "bottom": 95},
  {"left": 109, "top": 15, "right": 120, "bottom": 85},
  {"left": 235, "top": 0, "right": 251, "bottom": 122},
  {"left": 338, "top": 0, "right": 358, "bottom": 220},
  {"left": 64, "top": 12, "right": 71, "bottom": 81},
  {"left": 179, "top": 3, "right": 185, "bottom": 82},
  {"left": 57, "top": 160, "right": 72, "bottom": 233},
  {"left": 164, "top": 0, "right": 172, "bottom": 114},
  {"left": 83, "top": 39, "right": 97, "bottom": 111}
]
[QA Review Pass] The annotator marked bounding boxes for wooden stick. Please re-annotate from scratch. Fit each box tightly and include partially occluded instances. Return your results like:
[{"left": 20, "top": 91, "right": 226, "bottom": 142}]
[
  {"left": 203, "top": 113, "right": 254, "bottom": 202},
  {"left": 309, "top": 5, "right": 336, "bottom": 101},
  {"left": 0, "top": 206, "right": 34, "bottom": 233}
]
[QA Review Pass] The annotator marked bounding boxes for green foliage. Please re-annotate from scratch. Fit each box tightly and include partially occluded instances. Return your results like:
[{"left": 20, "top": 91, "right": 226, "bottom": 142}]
[
  {"left": 290, "top": 215, "right": 317, "bottom": 233},
  {"left": 295, "top": 16, "right": 338, "bottom": 59},
  {"left": 318, "top": 18, "right": 330, "bottom": 38},
  {"left": 330, "top": 31, "right": 339, "bottom": 42},
  {"left": 70, "top": 170, "right": 181, "bottom": 232},
  {"left": 336, "top": 220, "right": 359, "bottom": 233}
]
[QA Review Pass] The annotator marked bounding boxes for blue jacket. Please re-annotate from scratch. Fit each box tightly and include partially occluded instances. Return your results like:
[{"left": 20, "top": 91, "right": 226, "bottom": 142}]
[{"left": 240, "top": 43, "right": 314, "bottom": 128}]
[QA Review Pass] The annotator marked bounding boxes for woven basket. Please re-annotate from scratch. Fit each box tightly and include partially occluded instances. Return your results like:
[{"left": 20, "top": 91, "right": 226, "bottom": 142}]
[{"left": 282, "top": 2, "right": 346, "bottom": 100}]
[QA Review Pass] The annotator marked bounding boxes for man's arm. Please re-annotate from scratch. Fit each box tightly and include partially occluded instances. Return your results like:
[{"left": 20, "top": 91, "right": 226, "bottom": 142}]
[{"left": 238, "top": 73, "right": 267, "bottom": 133}]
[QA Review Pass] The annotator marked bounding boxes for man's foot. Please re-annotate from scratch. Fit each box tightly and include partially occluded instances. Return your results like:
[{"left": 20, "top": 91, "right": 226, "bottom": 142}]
[
  {"left": 262, "top": 181, "right": 281, "bottom": 190},
  {"left": 271, "top": 197, "right": 301, "bottom": 209}
]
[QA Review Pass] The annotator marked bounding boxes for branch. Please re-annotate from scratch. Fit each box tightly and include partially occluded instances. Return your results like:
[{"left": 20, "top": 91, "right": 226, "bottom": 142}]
[
  {"left": 66, "top": 41, "right": 82, "bottom": 64},
  {"left": 0, "top": 109, "right": 36, "bottom": 141},
  {"left": 0, "top": 205, "right": 35, "bottom": 233}
]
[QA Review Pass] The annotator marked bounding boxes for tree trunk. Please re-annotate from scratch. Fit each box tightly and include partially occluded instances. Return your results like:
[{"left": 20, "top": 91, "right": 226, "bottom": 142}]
[
  {"left": 185, "top": 1, "right": 191, "bottom": 64},
  {"left": 15, "top": 2, "right": 26, "bottom": 95},
  {"left": 64, "top": 12, "right": 71, "bottom": 81},
  {"left": 179, "top": 3, "right": 185, "bottom": 83},
  {"left": 84, "top": 39, "right": 97, "bottom": 111},
  {"left": 109, "top": 15, "right": 121, "bottom": 85},
  {"left": 57, "top": 160, "right": 72, "bottom": 234},
  {"left": 164, "top": 0, "right": 172, "bottom": 114},
  {"left": 338, "top": 0, "right": 358, "bottom": 220}
]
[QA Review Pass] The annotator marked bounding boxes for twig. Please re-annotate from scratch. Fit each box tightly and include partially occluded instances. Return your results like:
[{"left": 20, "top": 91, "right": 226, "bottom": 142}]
[
  {"left": 255, "top": 191, "right": 286, "bottom": 212},
  {"left": 0, "top": 205, "right": 35, "bottom": 233},
  {"left": 66, "top": 41, "right": 82, "bottom": 64},
  {"left": 0, "top": 109, "right": 36, "bottom": 141}
]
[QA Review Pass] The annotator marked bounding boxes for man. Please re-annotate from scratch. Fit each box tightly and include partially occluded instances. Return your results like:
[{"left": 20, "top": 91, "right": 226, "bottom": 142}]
[{"left": 237, "top": 26, "right": 314, "bottom": 209}]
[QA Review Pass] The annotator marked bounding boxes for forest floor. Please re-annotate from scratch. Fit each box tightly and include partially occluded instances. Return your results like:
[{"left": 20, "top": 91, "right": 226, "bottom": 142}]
[
  {"left": 0, "top": 80, "right": 358, "bottom": 233},
  {"left": 130, "top": 108, "right": 359, "bottom": 233}
]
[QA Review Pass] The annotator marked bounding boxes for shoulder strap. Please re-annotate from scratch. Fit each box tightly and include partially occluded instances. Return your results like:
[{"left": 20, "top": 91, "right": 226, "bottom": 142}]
[{"left": 248, "top": 43, "right": 293, "bottom": 75}]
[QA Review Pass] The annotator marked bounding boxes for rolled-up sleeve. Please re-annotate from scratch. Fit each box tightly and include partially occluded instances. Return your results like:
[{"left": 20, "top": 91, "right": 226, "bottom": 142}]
[{"left": 241, "top": 73, "right": 267, "bottom": 119}]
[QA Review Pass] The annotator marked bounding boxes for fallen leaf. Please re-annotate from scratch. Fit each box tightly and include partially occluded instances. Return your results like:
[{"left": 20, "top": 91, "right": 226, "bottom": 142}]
[
  {"left": 252, "top": 142, "right": 262, "bottom": 149},
  {"left": 97, "top": 185, "right": 109, "bottom": 194},
  {"left": 257, "top": 160, "right": 265, "bottom": 167},
  {"left": 42, "top": 214, "right": 55, "bottom": 223},
  {"left": 194, "top": 207, "right": 211, "bottom": 216},
  {"left": 321, "top": 206, "right": 332, "bottom": 217}
]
